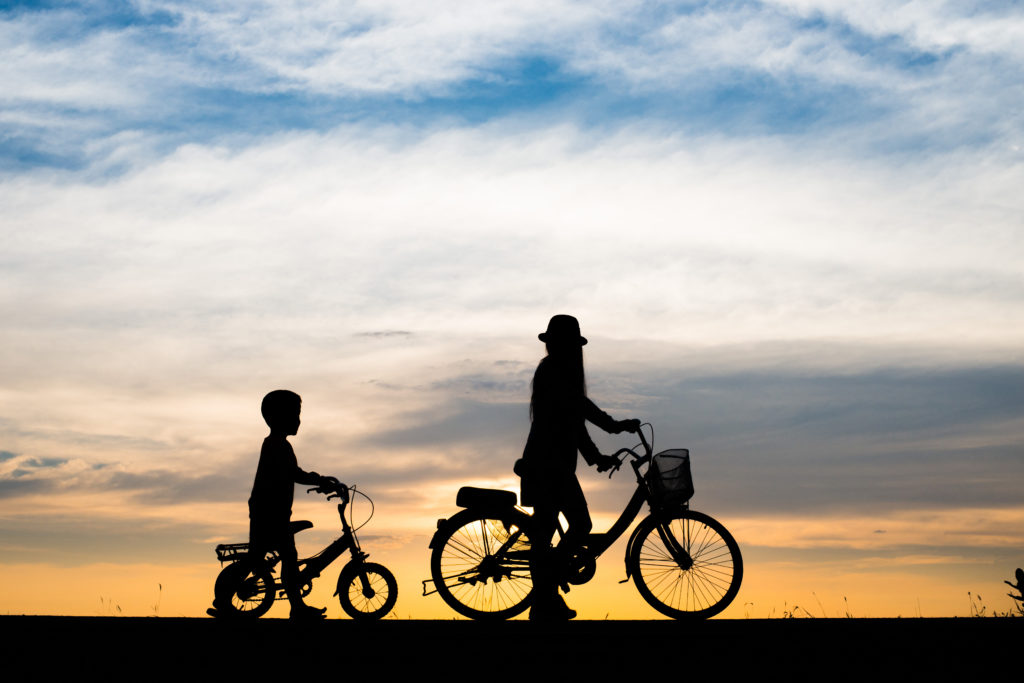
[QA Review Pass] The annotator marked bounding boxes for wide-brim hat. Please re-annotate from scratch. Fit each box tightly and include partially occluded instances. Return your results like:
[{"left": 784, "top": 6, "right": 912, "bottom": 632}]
[{"left": 538, "top": 314, "right": 587, "bottom": 346}]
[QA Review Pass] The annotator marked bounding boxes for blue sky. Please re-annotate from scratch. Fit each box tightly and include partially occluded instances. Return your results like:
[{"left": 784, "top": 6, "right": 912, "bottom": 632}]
[
  {"left": 1, "top": 1, "right": 1023, "bottom": 617},
  {"left": 5, "top": 0, "right": 1022, "bottom": 171}
]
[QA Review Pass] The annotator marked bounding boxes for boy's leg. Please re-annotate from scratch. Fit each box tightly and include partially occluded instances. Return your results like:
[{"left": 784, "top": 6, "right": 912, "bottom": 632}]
[
  {"left": 276, "top": 529, "right": 326, "bottom": 619},
  {"left": 277, "top": 535, "right": 303, "bottom": 608}
]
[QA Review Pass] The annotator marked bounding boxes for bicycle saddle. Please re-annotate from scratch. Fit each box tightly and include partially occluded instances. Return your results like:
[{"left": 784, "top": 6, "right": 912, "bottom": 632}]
[
  {"left": 289, "top": 520, "right": 313, "bottom": 535},
  {"left": 456, "top": 487, "right": 517, "bottom": 509}
]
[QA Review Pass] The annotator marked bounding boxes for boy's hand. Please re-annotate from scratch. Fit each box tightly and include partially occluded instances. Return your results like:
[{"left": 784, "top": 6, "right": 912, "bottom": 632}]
[{"left": 594, "top": 454, "right": 619, "bottom": 473}]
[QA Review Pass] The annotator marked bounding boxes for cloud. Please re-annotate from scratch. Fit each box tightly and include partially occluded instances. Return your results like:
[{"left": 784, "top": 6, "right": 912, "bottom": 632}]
[
  {"left": 144, "top": 0, "right": 606, "bottom": 94},
  {"left": 0, "top": 477, "right": 53, "bottom": 497},
  {"left": 354, "top": 330, "right": 414, "bottom": 338},
  {"left": 3, "top": 124, "right": 1021, "bottom": 368}
]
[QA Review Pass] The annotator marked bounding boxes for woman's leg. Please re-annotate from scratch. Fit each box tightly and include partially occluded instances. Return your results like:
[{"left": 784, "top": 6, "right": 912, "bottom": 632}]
[
  {"left": 530, "top": 498, "right": 560, "bottom": 612},
  {"left": 557, "top": 475, "right": 592, "bottom": 552},
  {"left": 529, "top": 477, "right": 590, "bottom": 618}
]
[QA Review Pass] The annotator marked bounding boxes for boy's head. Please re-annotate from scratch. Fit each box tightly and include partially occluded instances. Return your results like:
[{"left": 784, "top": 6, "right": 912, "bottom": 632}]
[{"left": 261, "top": 389, "right": 301, "bottom": 435}]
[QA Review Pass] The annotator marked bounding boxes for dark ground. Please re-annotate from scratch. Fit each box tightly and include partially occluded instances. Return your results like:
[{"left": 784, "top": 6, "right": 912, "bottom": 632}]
[{"left": 5, "top": 616, "right": 1019, "bottom": 680}]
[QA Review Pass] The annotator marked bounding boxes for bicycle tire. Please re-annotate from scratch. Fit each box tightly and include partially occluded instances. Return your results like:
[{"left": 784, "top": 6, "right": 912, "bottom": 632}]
[
  {"left": 430, "top": 508, "right": 534, "bottom": 620},
  {"left": 214, "top": 560, "right": 276, "bottom": 618},
  {"left": 336, "top": 561, "right": 398, "bottom": 620},
  {"left": 629, "top": 510, "right": 742, "bottom": 620}
]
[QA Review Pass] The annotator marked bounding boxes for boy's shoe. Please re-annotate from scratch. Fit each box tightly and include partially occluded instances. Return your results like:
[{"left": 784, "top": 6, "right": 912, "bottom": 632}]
[
  {"left": 207, "top": 601, "right": 232, "bottom": 619},
  {"left": 290, "top": 604, "right": 327, "bottom": 620}
]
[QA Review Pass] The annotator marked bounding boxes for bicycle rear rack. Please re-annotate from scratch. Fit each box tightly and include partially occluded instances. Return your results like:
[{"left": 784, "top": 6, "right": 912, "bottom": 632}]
[{"left": 215, "top": 543, "right": 249, "bottom": 563}]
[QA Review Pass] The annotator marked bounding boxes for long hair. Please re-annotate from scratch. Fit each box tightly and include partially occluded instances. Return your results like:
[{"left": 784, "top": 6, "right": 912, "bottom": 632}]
[{"left": 530, "top": 342, "right": 586, "bottom": 421}]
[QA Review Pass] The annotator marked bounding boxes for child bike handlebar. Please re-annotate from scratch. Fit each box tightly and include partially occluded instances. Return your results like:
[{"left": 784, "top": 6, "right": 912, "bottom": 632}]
[{"left": 307, "top": 477, "right": 349, "bottom": 504}]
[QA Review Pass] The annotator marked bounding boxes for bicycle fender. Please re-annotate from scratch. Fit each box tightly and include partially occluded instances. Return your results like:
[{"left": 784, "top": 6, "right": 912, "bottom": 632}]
[
  {"left": 428, "top": 506, "right": 523, "bottom": 549},
  {"left": 428, "top": 517, "right": 453, "bottom": 550},
  {"left": 334, "top": 561, "right": 359, "bottom": 596},
  {"left": 623, "top": 516, "right": 652, "bottom": 579}
]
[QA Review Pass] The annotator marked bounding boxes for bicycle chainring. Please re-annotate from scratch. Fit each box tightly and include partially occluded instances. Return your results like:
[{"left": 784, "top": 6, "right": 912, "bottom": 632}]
[{"left": 566, "top": 552, "right": 596, "bottom": 585}]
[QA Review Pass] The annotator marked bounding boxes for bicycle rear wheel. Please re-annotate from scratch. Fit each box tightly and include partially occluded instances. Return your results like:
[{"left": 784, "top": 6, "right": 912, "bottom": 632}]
[
  {"left": 214, "top": 560, "right": 276, "bottom": 618},
  {"left": 430, "top": 508, "right": 534, "bottom": 620},
  {"left": 629, "top": 511, "right": 742, "bottom": 620}
]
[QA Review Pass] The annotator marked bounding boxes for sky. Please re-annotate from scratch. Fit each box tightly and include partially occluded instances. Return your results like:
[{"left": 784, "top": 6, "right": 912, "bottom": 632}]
[{"left": 1, "top": 0, "right": 1022, "bottom": 619}]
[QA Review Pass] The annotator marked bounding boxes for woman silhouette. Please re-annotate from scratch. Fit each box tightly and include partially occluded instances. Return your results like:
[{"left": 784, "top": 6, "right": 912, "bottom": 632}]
[{"left": 518, "top": 315, "right": 639, "bottom": 620}]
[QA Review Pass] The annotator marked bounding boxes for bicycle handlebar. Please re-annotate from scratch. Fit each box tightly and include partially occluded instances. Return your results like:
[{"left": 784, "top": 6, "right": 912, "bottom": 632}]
[
  {"left": 636, "top": 424, "right": 651, "bottom": 456},
  {"left": 604, "top": 422, "right": 654, "bottom": 478},
  {"left": 307, "top": 477, "right": 349, "bottom": 503}
]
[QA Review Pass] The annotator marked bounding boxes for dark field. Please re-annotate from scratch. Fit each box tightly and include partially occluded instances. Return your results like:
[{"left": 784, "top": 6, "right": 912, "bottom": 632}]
[{"left": 5, "top": 616, "right": 1018, "bottom": 680}]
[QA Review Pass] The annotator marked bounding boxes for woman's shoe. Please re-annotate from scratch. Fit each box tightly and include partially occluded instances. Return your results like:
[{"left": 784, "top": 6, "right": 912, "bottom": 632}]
[
  {"left": 553, "top": 594, "right": 577, "bottom": 619},
  {"left": 529, "top": 595, "right": 576, "bottom": 621}
]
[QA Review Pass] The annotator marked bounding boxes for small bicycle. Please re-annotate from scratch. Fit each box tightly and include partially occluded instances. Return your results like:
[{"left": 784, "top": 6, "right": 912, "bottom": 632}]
[
  {"left": 423, "top": 424, "right": 742, "bottom": 620},
  {"left": 211, "top": 478, "right": 397, "bottom": 620}
]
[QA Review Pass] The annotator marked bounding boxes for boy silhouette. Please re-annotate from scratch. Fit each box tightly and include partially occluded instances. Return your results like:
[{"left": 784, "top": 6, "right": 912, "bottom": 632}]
[{"left": 211, "top": 389, "right": 332, "bottom": 619}]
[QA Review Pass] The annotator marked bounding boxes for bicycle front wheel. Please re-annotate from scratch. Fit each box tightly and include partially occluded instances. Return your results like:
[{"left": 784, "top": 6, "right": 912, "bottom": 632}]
[
  {"left": 337, "top": 561, "right": 398, "bottom": 620},
  {"left": 430, "top": 508, "right": 534, "bottom": 620},
  {"left": 629, "top": 511, "right": 742, "bottom": 620}
]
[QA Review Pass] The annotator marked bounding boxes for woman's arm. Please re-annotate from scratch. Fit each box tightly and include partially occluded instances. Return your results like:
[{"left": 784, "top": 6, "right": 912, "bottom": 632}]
[
  {"left": 579, "top": 399, "right": 637, "bottom": 470},
  {"left": 584, "top": 398, "right": 640, "bottom": 434}
]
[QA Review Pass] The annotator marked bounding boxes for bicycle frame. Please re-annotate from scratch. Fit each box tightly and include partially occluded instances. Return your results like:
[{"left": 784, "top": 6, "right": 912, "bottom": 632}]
[
  {"left": 296, "top": 505, "right": 368, "bottom": 594},
  {"left": 231, "top": 499, "right": 367, "bottom": 599},
  {"left": 425, "top": 427, "right": 685, "bottom": 593},
  {"left": 562, "top": 430, "right": 691, "bottom": 581},
  {"left": 213, "top": 481, "right": 399, "bottom": 620}
]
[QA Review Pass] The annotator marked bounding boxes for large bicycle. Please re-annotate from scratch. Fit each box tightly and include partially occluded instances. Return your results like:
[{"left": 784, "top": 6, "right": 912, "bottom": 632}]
[
  {"left": 210, "top": 478, "right": 397, "bottom": 620},
  {"left": 423, "top": 425, "right": 742, "bottom": 620}
]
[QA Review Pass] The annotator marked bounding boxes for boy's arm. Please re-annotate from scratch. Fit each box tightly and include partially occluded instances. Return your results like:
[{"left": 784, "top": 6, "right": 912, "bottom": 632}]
[{"left": 294, "top": 466, "right": 326, "bottom": 486}]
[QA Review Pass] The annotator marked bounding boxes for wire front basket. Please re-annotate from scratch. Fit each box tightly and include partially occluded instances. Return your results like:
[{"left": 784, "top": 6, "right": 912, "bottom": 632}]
[{"left": 647, "top": 449, "right": 694, "bottom": 509}]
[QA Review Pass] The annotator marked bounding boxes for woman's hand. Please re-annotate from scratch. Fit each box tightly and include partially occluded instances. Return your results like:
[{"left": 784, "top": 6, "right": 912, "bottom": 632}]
[
  {"left": 594, "top": 454, "right": 620, "bottom": 473},
  {"left": 615, "top": 419, "right": 641, "bottom": 434}
]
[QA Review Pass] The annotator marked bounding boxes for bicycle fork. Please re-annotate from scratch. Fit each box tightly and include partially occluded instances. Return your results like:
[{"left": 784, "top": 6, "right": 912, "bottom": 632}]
[
  {"left": 657, "top": 524, "right": 694, "bottom": 569},
  {"left": 622, "top": 519, "right": 693, "bottom": 581}
]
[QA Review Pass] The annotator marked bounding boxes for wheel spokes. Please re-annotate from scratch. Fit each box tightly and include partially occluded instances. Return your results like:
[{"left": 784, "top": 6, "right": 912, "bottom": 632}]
[
  {"left": 637, "top": 517, "right": 737, "bottom": 612},
  {"left": 438, "top": 517, "right": 533, "bottom": 615}
]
